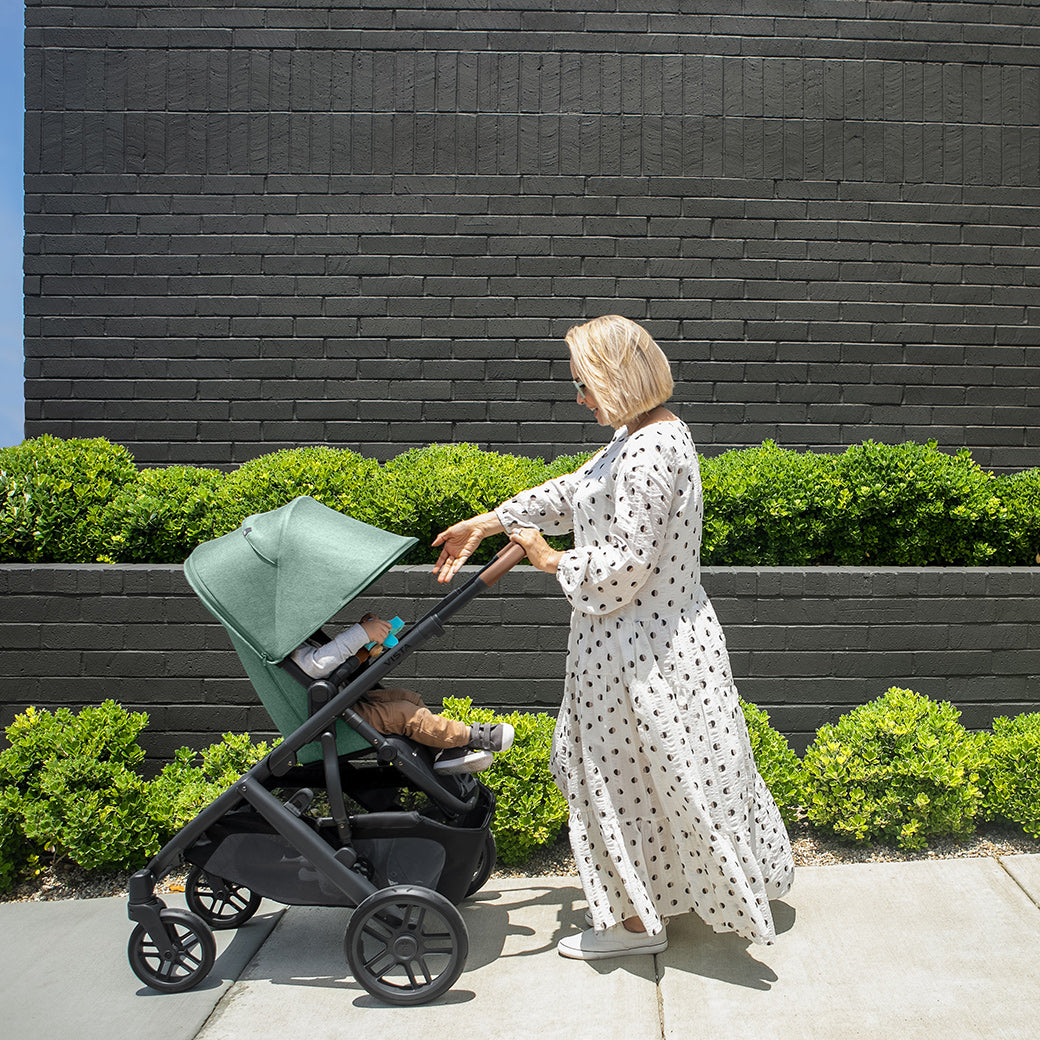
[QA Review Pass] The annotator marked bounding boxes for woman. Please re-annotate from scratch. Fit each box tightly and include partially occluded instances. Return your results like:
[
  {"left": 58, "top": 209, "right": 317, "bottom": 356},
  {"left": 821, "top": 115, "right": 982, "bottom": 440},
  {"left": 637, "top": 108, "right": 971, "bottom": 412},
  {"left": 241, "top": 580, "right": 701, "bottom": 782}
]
[{"left": 433, "top": 316, "right": 793, "bottom": 960}]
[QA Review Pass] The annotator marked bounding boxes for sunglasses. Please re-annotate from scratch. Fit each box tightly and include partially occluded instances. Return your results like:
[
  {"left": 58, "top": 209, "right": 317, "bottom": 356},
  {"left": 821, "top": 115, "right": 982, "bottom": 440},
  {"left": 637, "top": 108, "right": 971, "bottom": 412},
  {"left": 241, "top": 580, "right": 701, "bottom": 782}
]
[{"left": 572, "top": 378, "right": 586, "bottom": 395}]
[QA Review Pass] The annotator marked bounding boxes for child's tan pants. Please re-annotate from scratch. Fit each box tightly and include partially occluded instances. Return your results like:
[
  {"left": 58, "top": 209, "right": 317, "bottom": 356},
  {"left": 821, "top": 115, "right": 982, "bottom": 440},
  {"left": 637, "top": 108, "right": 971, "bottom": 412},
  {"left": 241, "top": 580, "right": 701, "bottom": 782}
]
[{"left": 355, "top": 687, "right": 471, "bottom": 749}]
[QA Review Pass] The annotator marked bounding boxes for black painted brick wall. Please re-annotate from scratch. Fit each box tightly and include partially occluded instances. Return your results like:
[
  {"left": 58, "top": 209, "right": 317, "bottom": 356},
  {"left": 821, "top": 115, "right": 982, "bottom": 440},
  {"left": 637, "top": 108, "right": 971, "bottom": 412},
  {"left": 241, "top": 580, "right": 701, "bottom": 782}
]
[
  {"left": 22, "top": 1, "right": 1040, "bottom": 471},
  {"left": 2, "top": 563, "right": 1038, "bottom": 766}
]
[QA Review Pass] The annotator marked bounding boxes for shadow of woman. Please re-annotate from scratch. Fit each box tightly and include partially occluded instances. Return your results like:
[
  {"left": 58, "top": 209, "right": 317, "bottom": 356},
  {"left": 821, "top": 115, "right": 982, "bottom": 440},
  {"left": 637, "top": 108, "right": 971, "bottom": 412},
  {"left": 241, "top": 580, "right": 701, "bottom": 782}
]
[{"left": 654, "top": 900, "right": 796, "bottom": 991}]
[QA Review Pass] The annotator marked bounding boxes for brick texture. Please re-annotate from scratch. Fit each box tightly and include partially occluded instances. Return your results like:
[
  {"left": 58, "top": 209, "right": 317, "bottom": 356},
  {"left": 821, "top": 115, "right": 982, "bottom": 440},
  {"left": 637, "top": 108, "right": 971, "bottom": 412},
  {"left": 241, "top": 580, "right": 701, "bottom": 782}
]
[
  {"left": 22, "top": 2, "right": 1040, "bottom": 470},
  {"left": 2, "top": 562, "right": 1038, "bottom": 766}
]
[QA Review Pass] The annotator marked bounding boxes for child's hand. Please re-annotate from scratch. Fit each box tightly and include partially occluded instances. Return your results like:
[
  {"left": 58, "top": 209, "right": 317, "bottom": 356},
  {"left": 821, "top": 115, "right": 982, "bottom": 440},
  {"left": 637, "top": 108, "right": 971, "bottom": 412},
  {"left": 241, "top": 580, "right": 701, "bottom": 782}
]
[{"left": 360, "top": 616, "right": 392, "bottom": 645}]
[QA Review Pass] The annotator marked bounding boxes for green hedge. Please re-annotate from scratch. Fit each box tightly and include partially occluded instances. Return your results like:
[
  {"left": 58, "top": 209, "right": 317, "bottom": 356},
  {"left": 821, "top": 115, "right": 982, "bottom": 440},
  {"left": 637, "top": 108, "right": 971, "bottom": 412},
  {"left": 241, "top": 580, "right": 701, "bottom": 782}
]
[
  {"left": 3, "top": 690, "right": 1040, "bottom": 895},
  {"left": 801, "top": 688, "right": 984, "bottom": 850},
  {"left": 0, "top": 704, "right": 275, "bottom": 892},
  {"left": 1, "top": 435, "right": 1038, "bottom": 566},
  {"left": 0, "top": 436, "right": 139, "bottom": 563},
  {"left": 698, "top": 440, "right": 1039, "bottom": 567},
  {"left": 980, "top": 712, "right": 1040, "bottom": 839}
]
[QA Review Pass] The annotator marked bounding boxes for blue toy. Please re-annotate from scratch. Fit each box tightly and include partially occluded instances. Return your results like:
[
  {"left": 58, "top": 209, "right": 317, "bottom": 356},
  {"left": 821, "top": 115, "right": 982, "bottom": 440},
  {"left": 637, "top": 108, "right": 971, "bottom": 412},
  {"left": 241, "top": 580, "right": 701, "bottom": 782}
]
[{"left": 365, "top": 616, "right": 404, "bottom": 656}]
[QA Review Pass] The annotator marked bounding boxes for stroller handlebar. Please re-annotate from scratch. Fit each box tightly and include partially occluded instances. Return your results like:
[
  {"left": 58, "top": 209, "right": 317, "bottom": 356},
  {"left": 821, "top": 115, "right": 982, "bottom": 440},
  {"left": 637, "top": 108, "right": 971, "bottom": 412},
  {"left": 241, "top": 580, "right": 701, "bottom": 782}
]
[{"left": 477, "top": 540, "right": 528, "bottom": 588}]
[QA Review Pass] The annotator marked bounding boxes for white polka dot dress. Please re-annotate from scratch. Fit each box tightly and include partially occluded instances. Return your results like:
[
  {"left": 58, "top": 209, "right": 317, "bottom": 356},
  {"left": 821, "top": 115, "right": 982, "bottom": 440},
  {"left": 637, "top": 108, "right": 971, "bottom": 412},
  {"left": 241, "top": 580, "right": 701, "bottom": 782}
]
[{"left": 496, "top": 419, "right": 794, "bottom": 945}]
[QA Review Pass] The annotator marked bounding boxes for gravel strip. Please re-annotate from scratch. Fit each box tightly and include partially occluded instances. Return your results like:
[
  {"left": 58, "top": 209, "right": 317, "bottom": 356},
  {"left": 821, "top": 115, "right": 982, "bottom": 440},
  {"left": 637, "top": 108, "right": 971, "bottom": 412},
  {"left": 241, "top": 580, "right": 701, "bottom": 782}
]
[
  {"left": 5, "top": 823, "right": 1039, "bottom": 903},
  {"left": 491, "top": 821, "right": 1040, "bottom": 878},
  {"left": 2, "top": 864, "right": 191, "bottom": 903}
]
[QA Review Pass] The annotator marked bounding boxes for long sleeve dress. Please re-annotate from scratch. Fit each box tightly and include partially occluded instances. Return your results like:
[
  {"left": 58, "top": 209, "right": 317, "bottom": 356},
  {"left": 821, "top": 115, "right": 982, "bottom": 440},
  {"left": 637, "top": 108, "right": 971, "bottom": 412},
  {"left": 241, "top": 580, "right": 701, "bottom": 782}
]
[{"left": 496, "top": 418, "right": 794, "bottom": 945}]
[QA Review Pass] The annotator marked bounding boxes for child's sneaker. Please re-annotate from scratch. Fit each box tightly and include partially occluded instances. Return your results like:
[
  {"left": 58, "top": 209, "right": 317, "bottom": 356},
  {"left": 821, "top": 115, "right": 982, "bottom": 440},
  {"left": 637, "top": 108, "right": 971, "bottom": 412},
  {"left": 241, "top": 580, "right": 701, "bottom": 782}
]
[
  {"left": 433, "top": 748, "right": 494, "bottom": 775},
  {"left": 468, "top": 722, "right": 515, "bottom": 753}
]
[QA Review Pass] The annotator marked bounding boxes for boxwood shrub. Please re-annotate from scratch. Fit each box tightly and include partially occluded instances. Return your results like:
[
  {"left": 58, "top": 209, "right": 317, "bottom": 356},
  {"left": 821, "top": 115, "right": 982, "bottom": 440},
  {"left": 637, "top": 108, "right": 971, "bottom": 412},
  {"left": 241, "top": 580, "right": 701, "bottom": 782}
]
[
  {"left": 0, "top": 703, "right": 275, "bottom": 892},
  {"left": 740, "top": 699, "right": 803, "bottom": 826},
  {"left": 439, "top": 696, "right": 569, "bottom": 864},
  {"left": 0, "top": 435, "right": 139, "bottom": 563},
  {"left": 147, "top": 732, "right": 274, "bottom": 838},
  {"left": 700, "top": 441, "right": 842, "bottom": 566},
  {"left": 801, "top": 687, "right": 986, "bottom": 850},
  {"left": 5, "top": 692, "right": 1040, "bottom": 895},
  {"left": 699, "top": 439, "right": 1024, "bottom": 567},
  {"left": 990, "top": 468, "right": 1040, "bottom": 566},
  {"left": 368, "top": 443, "right": 555, "bottom": 565},
  {"left": 825, "top": 441, "right": 1008, "bottom": 566},
  {"left": 0, "top": 702, "right": 161, "bottom": 873},
  {"left": 103, "top": 465, "right": 224, "bottom": 564},
  {"left": 979, "top": 712, "right": 1040, "bottom": 839},
  {"left": 208, "top": 445, "right": 383, "bottom": 536},
  {"left": 1, "top": 434, "right": 1038, "bottom": 566}
]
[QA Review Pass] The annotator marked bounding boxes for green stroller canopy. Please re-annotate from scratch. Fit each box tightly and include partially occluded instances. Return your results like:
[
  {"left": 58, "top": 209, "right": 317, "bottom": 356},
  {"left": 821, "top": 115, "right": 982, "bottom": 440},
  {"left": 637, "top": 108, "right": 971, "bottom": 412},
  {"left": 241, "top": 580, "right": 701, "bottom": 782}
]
[{"left": 185, "top": 496, "right": 418, "bottom": 664}]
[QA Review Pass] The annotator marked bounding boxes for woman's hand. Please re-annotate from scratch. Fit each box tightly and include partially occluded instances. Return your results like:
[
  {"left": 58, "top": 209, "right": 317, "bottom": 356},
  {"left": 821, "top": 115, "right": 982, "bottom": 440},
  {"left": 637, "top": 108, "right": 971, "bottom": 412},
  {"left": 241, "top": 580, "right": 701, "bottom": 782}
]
[
  {"left": 508, "top": 527, "right": 563, "bottom": 575},
  {"left": 432, "top": 512, "right": 504, "bottom": 583}
]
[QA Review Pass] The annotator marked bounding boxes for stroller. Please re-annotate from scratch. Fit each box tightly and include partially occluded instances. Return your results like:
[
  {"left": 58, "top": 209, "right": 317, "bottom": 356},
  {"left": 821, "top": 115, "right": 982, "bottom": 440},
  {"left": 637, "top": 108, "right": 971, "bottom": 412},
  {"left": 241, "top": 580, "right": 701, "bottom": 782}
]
[{"left": 125, "top": 496, "right": 525, "bottom": 1005}]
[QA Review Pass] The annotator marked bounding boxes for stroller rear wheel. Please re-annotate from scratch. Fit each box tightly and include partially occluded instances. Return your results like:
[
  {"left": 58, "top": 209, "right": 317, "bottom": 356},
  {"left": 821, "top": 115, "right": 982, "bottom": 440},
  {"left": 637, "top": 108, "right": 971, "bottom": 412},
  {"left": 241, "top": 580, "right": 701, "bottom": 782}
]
[
  {"left": 345, "top": 885, "right": 468, "bottom": 1006},
  {"left": 185, "top": 866, "right": 263, "bottom": 930},
  {"left": 127, "top": 908, "right": 216, "bottom": 993}
]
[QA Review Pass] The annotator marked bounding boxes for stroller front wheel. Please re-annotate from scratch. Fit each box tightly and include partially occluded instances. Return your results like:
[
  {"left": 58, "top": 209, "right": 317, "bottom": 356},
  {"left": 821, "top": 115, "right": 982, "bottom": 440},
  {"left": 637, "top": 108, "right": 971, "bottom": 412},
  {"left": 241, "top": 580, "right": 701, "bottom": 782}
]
[
  {"left": 127, "top": 908, "right": 216, "bottom": 993},
  {"left": 345, "top": 885, "right": 469, "bottom": 1006}
]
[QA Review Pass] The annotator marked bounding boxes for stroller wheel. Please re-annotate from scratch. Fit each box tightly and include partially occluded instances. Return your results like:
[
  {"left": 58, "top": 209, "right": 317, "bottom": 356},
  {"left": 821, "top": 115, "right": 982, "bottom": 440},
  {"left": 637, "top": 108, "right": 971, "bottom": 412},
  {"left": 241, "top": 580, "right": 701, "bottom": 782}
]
[
  {"left": 345, "top": 885, "right": 469, "bottom": 1006},
  {"left": 127, "top": 908, "right": 216, "bottom": 993},
  {"left": 185, "top": 866, "right": 263, "bottom": 930},
  {"left": 465, "top": 830, "right": 497, "bottom": 899}
]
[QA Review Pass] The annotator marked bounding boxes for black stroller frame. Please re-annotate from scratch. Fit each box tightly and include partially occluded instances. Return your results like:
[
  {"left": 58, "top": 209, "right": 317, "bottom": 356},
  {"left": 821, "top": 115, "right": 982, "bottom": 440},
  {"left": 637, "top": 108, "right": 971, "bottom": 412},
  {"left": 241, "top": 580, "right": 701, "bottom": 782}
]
[{"left": 126, "top": 540, "right": 526, "bottom": 1006}]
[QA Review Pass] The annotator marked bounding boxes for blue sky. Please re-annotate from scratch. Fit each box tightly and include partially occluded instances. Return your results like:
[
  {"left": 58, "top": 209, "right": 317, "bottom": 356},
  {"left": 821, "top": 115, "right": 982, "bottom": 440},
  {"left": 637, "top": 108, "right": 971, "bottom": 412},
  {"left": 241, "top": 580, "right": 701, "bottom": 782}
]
[{"left": 0, "top": 5, "right": 23, "bottom": 448}]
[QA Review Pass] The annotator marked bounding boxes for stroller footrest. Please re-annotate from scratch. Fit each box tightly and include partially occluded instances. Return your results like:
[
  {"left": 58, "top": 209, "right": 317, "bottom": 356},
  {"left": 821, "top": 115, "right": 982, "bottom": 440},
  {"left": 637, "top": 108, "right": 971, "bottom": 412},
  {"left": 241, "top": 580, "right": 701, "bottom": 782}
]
[
  {"left": 284, "top": 788, "right": 314, "bottom": 817},
  {"left": 334, "top": 846, "right": 357, "bottom": 871}
]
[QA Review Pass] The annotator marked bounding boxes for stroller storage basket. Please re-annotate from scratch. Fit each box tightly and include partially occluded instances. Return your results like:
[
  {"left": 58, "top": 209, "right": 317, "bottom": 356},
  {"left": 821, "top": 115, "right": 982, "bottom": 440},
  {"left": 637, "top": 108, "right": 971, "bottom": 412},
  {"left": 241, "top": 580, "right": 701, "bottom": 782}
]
[{"left": 186, "top": 803, "right": 495, "bottom": 909}]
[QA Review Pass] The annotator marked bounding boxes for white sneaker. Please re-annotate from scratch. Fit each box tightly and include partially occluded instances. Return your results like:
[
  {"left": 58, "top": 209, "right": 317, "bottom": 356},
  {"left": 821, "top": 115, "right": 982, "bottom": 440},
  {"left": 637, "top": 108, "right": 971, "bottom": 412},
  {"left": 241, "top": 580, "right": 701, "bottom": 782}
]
[
  {"left": 468, "top": 722, "right": 515, "bottom": 753},
  {"left": 557, "top": 923, "right": 668, "bottom": 961}
]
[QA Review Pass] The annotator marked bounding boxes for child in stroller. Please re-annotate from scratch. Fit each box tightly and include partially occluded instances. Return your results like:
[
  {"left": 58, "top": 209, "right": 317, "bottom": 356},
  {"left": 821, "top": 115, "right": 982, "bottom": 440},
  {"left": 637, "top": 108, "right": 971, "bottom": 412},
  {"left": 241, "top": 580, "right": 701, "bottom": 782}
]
[{"left": 290, "top": 613, "right": 515, "bottom": 774}]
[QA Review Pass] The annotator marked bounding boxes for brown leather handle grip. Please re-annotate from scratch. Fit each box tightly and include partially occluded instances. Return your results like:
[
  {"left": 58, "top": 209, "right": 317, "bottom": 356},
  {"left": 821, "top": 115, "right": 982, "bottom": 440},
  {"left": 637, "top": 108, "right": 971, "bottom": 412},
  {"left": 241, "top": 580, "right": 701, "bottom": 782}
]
[{"left": 479, "top": 540, "right": 528, "bottom": 587}]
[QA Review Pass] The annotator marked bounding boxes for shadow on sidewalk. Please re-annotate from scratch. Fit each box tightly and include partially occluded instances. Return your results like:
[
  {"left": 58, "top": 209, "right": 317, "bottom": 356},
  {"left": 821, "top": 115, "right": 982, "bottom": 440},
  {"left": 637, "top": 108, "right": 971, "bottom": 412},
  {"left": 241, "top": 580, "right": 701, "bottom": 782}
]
[{"left": 465, "top": 879, "right": 796, "bottom": 993}]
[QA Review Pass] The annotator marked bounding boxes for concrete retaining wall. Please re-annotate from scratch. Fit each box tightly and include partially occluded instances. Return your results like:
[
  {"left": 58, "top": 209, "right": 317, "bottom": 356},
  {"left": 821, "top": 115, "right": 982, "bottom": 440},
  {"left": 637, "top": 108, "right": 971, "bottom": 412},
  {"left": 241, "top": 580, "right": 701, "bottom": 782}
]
[{"left": 2, "top": 563, "right": 1037, "bottom": 764}]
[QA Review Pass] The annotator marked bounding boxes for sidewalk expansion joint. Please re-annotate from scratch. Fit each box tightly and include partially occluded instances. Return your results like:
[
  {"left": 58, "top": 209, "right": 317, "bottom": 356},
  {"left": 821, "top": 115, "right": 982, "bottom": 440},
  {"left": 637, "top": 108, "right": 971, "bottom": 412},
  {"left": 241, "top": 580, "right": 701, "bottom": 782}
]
[
  {"left": 995, "top": 855, "right": 1040, "bottom": 912},
  {"left": 654, "top": 952, "right": 666, "bottom": 1039}
]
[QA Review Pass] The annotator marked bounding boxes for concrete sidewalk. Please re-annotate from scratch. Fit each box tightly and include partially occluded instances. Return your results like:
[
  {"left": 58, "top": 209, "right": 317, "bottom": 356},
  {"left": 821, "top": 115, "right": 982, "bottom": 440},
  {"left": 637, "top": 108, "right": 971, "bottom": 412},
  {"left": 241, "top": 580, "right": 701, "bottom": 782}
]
[{"left": 3, "top": 857, "right": 1040, "bottom": 1040}]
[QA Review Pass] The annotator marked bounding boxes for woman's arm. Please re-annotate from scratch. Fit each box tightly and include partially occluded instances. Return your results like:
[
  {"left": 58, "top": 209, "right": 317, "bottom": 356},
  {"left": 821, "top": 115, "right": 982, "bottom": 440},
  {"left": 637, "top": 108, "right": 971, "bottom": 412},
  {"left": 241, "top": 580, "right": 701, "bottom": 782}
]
[
  {"left": 556, "top": 439, "right": 679, "bottom": 616},
  {"left": 507, "top": 526, "right": 563, "bottom": 574},
  {"left": 431, "top": 511, "right": 505, "bottom": 583},
  {"left": 432, "top": 460, "right": 591, "bottom": 583},
  {"left": 495, "top": 470, "right": 581, "bottom": 537}
]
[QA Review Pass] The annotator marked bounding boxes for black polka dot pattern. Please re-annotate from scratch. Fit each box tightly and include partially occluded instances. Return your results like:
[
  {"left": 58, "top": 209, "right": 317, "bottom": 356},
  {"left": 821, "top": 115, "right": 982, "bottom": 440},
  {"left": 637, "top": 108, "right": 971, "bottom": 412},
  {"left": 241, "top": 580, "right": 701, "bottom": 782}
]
[{"left": 497, "top": 419, "right": 795, "bottom": 945}]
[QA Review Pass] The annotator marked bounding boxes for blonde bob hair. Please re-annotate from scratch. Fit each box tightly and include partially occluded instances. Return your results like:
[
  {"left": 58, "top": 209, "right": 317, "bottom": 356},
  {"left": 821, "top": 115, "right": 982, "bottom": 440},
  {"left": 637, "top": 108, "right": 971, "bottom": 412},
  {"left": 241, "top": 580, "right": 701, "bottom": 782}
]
[{"left": 565, "top": 315, "right": 674, "bottom": 427}]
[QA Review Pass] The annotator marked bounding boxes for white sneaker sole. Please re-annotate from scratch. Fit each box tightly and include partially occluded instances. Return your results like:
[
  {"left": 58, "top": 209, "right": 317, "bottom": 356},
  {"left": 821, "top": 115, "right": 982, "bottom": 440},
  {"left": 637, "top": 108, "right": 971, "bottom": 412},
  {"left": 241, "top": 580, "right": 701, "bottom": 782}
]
[
  {"left": 557, "top": 928, "right": 668, "bottom": 961},
  {"left": 433, "top": 749, "right": 494, "bottom": 774}
]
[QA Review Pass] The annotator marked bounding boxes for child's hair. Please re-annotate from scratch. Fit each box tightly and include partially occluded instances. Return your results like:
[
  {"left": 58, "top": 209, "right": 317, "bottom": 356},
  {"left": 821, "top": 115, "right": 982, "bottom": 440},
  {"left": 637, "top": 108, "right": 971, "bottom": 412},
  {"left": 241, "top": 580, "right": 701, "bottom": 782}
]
[{"left": 565, "top": 315, "right": 674, "bottom": 427}]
